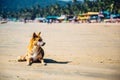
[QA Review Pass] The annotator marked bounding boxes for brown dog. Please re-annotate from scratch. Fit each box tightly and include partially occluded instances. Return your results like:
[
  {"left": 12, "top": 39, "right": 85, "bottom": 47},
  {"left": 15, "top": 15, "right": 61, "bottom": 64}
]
[{"left": 17, "top": 32, "right": 46, "bottom": 66}]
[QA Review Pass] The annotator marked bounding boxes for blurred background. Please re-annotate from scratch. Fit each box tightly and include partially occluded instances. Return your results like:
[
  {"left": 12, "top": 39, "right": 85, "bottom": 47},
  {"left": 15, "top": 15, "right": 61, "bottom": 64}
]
[{"left": 0, "top": 0, "right": 120, "bottom": 23}]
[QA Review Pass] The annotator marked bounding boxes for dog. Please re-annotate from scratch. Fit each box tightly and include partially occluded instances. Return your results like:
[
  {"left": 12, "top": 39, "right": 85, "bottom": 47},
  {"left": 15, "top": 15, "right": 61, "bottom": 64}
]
[{"left": 17, "top": 32, "right": 46, "bottom": 66}]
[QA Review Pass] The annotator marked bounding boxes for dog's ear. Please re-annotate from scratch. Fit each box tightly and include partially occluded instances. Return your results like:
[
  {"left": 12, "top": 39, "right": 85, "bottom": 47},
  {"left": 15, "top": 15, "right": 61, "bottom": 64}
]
[
  {"left": 38, "top": 32, "right": 41, "bottom": 36},
  {"left": 33, "top": 32, "right": 37, "bottom": 38}
]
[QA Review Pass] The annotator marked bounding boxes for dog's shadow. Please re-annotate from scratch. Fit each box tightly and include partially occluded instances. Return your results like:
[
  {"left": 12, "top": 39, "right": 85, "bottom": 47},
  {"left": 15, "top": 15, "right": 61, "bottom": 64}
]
[{"left": 44, "top": 58, "right": 71, "bottom": 64}]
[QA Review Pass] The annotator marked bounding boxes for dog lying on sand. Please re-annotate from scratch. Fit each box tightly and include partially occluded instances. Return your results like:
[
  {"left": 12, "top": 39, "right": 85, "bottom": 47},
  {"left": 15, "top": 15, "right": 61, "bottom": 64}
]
[{"left": 17, "top": 32, "right": 46, "bottom": 66}]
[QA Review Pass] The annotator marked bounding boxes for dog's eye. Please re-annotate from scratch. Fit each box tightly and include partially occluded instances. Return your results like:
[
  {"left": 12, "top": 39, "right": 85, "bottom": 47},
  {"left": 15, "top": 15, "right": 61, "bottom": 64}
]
[{"left": 38, "top": 39, "right": 42, "bottom": 41}]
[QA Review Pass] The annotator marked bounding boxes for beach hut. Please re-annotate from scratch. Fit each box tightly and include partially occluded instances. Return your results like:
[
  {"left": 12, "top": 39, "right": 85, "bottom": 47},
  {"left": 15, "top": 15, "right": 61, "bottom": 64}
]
[
  {"left": 35, "top": 17, "right": 46, "bottom": 22},
  {"left": 86, "top": 12, "right": 99, "bottom": 23},
  {"left": 57, "top": 15, "right": 66, "bottom": 20},
  {"left": 110, "top": 14, "right": 120, "bottom": 23},
  {"left": 77, "top": 13, "right": 89, "bottom": 20},
  {"left": 8, "top": 18, "right": 18, "bottom": 22},
  {"left": 77, "top": 13, "right": 89, "bottom": 23},
  {"left": 77, "top": 12, "right": 99, "bottom": 23},
  {"left": 86, "top": 12, "right": 99, "bottom": 15},
  {"left": 57, "top": 15, "right": 66, "bottom": 22},
  {"left": 102, "top": 11, "right": 110, "bottom": 19},
  {"left": 46, "top": 16, "right": 59, "bottom": 20},
  {"left": 46, "top": 16, "right": 59, "bottom": 23},
  {"left": 77, "top": 12, "right": 99, "bottom": 20}
]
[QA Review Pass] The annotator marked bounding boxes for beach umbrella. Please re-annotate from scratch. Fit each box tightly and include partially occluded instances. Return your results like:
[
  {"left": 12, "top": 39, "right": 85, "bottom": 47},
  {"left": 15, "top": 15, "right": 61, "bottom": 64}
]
[
  {"left": 103, "top": 11, "right": 110, "bottom": 15},
  {"left": 46, "top": 16, "right": 59, "bottom": 19}
]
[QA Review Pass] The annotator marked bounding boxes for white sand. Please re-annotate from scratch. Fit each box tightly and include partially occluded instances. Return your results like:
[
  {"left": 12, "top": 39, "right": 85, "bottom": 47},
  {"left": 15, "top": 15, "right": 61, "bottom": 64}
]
[{"left": 0, "top": 22, "right": 120, "bottom": 80}]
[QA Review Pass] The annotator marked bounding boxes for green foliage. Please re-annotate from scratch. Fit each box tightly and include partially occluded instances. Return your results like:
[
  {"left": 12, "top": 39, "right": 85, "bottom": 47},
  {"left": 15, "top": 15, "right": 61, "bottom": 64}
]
[{"left": 0, "top": 0, "right": 119, "bottom": 19}]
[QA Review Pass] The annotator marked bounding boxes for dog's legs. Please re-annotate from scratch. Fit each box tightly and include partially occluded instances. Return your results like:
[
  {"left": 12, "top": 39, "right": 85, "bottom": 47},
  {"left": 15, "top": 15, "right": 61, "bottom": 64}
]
[
  {"left": 36, "top": 55, "right": 46, "bottom": 65},
  {"left": 17, "top": 52, "right": 29, "bottom": 62},
  {"left": 26, "top": 56, "right": 33, "bottom": 66},
  {"left": 40, "top": 59, "right": 47, "bottom": 66},
  {"left": 17, "top": 56, "right": 26, "bottom": 62}
]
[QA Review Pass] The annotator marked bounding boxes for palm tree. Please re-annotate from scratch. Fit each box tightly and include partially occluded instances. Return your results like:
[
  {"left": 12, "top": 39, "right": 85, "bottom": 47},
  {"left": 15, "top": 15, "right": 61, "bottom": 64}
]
[{"left": 72, "top": 0, "right": 77, "bottom": 3}]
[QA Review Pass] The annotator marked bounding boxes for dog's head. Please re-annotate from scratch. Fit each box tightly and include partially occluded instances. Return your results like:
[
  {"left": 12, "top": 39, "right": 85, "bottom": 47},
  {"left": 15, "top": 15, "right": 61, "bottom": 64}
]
[
  {"left": 28, "top": 32, "right": 45, "bottom": 52},
  {"left": 32, "top": 32, "right": 45, "bottom": 47}
]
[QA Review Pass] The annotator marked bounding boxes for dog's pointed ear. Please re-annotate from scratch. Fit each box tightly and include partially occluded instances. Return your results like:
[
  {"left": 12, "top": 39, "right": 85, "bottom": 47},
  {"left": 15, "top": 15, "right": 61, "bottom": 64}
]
[
  {"left": 38, "top": 32, "right": 41, "bottom": 36},
  {"left": 33, "top": 32, "right": 37, "bottom": 38}
]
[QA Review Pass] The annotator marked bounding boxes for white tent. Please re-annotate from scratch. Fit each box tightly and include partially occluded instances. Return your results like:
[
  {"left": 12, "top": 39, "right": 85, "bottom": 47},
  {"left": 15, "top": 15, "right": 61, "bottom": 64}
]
[{"left": 57, "top": 15, "right": 66, "bottom": 20}]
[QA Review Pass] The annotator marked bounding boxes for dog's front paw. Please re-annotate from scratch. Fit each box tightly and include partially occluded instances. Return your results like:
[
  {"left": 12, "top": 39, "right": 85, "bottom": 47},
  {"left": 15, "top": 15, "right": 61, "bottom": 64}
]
[
  {"left": 44, "top": 63, "right": 47, "bottom": 66},
  {"left": 42, "top": 62, "right": 47, "bottom": 66},
  {"left": 26, "top": 62, "right": 32, "bottom": 66}
]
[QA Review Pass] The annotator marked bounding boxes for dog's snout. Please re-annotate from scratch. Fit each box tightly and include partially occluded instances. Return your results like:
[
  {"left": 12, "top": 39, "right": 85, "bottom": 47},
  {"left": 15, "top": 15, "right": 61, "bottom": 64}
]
[
  {"left": 37, "top": 41, "right": 45, "bottom": 46},
  {"left": 42, "top": 42, "right": 45, "bottom": 46}
]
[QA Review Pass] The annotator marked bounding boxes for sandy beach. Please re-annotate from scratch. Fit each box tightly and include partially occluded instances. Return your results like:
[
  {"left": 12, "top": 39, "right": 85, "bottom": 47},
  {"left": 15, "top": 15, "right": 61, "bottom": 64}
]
[{"left": 0, "top": 22, "right": 120, "bottom": 80}]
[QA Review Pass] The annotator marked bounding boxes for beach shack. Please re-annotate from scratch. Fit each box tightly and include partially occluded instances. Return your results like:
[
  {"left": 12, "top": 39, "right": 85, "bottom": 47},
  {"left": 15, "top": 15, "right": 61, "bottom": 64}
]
[
  {"left": 87, "top": 12, "right": 99, "bottom": 23},
  {"left": 57, "top": 15, "right": 66, "bottom": 22},
  {"left": 34, "top": 17, "right": 46, "bottom": 23},
  {"left": 46, "top": 16, "right": 59, "bottom": 23},
  {"left": 104, "top": 13, "right": 120, "bottom": 23},
  {"left": 77, "top": 13, "right": 89, "bottom": 23},
  {"left": 66, "top": 15, "right": 74, "bottom": 22},
  {"left": 77, "top": 12, "right": 99, "bottom": 23},
  {"left": 112, "top": 14, "right": 120, "bottom": 22},
  {"left": 102, "top": 11, "right": 115, "bottom": 23}
]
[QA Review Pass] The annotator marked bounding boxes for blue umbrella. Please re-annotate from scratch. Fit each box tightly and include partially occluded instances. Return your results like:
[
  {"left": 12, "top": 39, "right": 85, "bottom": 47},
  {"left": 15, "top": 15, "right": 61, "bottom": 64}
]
[{"left": 46, "top": 16, "right": 59, "bottom": 19}]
